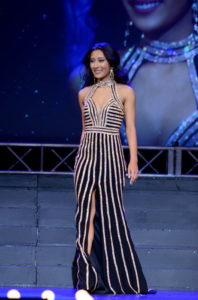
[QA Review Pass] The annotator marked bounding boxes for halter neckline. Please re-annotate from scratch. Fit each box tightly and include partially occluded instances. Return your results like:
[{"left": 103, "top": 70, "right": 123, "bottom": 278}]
[{"left": 94, "top": 79, "right": 114, "bottom": 88}]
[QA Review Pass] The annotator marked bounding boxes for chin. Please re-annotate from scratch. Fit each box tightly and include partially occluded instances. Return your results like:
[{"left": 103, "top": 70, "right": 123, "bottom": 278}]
[
  {"left": 133, "top": 16, "right": 167, "bottom": 37},
  {"left": 95, "top": 76, "right": 104, "bottom": 80}
]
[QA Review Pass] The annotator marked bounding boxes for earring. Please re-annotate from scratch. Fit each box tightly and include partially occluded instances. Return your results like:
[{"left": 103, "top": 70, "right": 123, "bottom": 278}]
[
  {"left": 110, "top": 68, "right": 114, "bottom": 80},
  {"left": 192, "top": 0, "right": 198, "bottom": 34},
  {"left": 124, "top": 20, "right": 133, "bottom": 47}
]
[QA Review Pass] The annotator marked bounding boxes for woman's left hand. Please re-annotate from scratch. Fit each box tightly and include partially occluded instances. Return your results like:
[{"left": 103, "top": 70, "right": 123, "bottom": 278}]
[{"left": 127, "top": 160, "right": 138, "bottom": 184}]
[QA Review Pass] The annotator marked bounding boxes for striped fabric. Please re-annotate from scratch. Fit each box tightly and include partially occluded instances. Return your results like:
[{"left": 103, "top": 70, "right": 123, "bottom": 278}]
[{"left": 72, "top": 81, "right": 148, "bottom": 294}]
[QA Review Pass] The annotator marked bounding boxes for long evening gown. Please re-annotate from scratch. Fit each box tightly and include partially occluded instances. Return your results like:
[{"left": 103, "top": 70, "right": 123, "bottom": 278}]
[{"left": 72, "top": 80, "right": 148, "bottom": 294}]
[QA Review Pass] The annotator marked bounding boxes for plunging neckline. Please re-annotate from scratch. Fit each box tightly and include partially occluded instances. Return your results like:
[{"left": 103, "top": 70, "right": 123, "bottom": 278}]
[
  {"left": 84, "top": 80, "right": 125, "bottom": 115},
  {"left": 90, "top": 97, "right": 114, "bottom": 113}
]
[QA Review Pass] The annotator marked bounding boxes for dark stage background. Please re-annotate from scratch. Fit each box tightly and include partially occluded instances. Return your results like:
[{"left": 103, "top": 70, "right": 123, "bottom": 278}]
[{"left": 1, "top": 0, "right": 126, "bottom": 144}]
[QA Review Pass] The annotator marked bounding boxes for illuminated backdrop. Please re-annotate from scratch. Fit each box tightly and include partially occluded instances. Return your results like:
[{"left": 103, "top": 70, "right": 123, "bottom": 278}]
[{"left": 1, "top": 0, "right": 198, "bottom": 146}]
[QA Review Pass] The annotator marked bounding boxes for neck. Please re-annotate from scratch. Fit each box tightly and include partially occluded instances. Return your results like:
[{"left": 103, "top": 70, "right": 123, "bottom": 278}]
[
  {"left": 144, "top": 7, "right": 194, "bottom": 43},
  {"left": 97, "top": 76, "right": 111, "bottom": 82},
  {"left": 95, "top": 77, "right": 114, "bottom": 87}
]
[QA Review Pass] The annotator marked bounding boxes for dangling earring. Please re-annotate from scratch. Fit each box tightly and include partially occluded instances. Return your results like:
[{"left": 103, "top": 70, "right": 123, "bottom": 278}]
[
  {"left": 192, "top": 0, "right": 198, "bottom": 34},
  {"left": 93, "top": 76, "right": 96, "bottom": 84},
  {"left": 110, "top": 68, "right": 114, "bottom": 80},
  {"left": 124, "top": 20, "right": 133, "bottom": 48}
]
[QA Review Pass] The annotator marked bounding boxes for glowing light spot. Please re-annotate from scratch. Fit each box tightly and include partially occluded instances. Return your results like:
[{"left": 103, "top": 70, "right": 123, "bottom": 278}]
[
  {"left": 7, "top": 289, "right": 21, "bottom": 299},
  {"left": 24, "top": 114, "right": 29, "bottom": 118},
  {"left": 42, "top": 14, "right": 48, "bottom": 20},
  {"left": 41, "top": 290, "right": 55, "bottom": 300},
  {"left": 34, "top": 89, "right": 39, "bottom": 94},
  {"left": 75, "top": 289, "right": 93, "bottom": 300}
]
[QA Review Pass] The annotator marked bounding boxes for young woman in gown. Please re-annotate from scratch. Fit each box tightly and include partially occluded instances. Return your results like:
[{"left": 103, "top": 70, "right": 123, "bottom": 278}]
[{"left": 72, "top": 42, "right": 149, "bottom": 295}]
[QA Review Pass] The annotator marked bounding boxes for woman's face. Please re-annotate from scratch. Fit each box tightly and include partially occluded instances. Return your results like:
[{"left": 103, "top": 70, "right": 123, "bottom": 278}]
[
  {"left": 122, "top": 0, "right": 192, "bottom": 35},
  {"left": 90, "top": 49, "right": 111, "bottom": 81}
]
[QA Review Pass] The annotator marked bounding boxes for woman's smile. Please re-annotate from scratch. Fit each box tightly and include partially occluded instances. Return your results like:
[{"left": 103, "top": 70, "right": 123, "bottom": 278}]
[
  {"left": 94, "top": 69, "right": 103, "bottom": 75},
  {"left": 128, "top": 0, "right": 163, "bottom": 15}
]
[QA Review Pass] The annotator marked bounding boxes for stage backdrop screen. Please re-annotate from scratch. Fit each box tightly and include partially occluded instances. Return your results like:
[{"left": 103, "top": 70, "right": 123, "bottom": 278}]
[{"left": 1, "top": 0, "right": 198, "bottom": 146}]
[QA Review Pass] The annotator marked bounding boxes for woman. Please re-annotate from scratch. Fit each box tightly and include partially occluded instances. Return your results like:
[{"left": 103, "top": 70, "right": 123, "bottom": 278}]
[
  {"left": 72, "top": 42, "right": 149, "bottom": 294},
  {"left": 121, "top": 0, "right": 198, "bottom": 146}
]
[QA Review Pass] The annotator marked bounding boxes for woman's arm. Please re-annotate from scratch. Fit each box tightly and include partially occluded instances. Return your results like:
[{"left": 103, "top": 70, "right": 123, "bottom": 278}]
[
  {"left": 123, "top": 86, "right": 138, "bottom": 184},
  {"left": 78, "top": 87, "right": 91, "bottom": 143}
]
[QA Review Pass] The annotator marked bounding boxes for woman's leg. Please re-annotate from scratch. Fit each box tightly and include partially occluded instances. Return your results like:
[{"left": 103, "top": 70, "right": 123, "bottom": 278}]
[{"left": 87, "top": 189, "right": 96, "bottom": 255}]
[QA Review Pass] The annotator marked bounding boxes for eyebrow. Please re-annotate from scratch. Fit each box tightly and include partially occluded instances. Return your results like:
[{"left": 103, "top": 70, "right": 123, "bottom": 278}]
[{"left": 90, "top": 56, "right": 105, "bottom": 59}]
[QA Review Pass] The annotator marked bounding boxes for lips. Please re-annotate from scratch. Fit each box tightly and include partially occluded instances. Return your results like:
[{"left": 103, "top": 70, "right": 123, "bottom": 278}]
[
  {"left": 128, "top": 0, "right": 163, "bottom": 15},
  {"left": 94, "top": 69, "right": 103, "bottom": 74}
]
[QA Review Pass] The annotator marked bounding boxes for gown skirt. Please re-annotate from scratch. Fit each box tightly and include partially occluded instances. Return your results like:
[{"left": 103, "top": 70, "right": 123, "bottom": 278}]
[{"left": 72, "top": 81, "right": 148, "bottom": 294}]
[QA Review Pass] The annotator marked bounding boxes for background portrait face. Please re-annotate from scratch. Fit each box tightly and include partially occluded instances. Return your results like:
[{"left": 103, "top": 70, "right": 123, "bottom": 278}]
[{"left": 121, "top": 0, "right": 192, "bottom": 36}]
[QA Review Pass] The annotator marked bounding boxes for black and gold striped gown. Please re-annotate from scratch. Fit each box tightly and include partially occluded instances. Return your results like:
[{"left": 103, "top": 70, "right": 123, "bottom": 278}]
[{"left": 72, "top": 80, "right": 148, "bottom": 295}]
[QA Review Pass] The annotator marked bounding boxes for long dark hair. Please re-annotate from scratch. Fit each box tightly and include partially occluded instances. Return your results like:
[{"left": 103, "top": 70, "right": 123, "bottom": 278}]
[{"left": 81, "top": 42, "right": 128, "bottom": 87}]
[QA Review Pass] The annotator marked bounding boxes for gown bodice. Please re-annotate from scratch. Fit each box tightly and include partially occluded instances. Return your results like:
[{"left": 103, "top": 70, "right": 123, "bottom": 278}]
[{"left": 83, "top": 81, "right": 124, "bottom": 134}]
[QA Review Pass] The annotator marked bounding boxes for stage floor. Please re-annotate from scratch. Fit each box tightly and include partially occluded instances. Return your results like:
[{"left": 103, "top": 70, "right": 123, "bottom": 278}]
[{"left": 0, "top": 288, "right": 198, "bottom": 300}]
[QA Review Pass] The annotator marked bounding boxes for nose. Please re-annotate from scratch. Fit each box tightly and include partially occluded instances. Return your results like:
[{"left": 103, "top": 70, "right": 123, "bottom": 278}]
[{"left": 93, "top": 61, "right": 100, "bottom": 68}]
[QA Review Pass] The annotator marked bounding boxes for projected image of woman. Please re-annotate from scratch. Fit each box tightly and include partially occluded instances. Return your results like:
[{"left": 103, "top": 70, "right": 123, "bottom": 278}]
[
  {"left": 72, "top": 42, "right": 153, "bottom": 295},
  {"left": 121, "top": 0, "right": 198, "bottom": 146},
  {"left": 66, "top": 0, "right": 198, "bottom": 146}
]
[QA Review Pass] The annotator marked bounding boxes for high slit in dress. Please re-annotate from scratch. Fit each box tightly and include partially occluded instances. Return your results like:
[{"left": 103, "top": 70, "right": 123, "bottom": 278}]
[{"left": 72, "top": 80, "right": 148, "bottom": 294}]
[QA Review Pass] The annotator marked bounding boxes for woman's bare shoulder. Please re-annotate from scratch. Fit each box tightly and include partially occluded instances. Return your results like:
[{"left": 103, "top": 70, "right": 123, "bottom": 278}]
[{"left": 78, "top": 86, "right": 93, "bottom": 102}]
